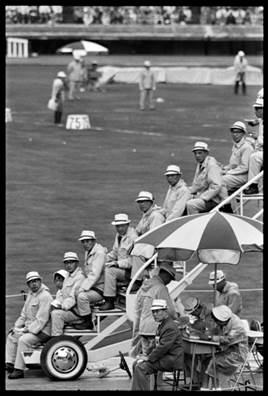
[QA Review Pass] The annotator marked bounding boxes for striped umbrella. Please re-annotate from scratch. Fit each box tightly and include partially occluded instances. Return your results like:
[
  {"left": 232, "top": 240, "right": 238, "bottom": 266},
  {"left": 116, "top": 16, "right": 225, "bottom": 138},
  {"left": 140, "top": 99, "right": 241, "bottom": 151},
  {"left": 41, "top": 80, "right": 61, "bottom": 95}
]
[
  {"left": 135, "top": 211, "right": 263, "bottom": 264},
  {"left": 135, "top": 211, "right": 263, "bottom": 304}
]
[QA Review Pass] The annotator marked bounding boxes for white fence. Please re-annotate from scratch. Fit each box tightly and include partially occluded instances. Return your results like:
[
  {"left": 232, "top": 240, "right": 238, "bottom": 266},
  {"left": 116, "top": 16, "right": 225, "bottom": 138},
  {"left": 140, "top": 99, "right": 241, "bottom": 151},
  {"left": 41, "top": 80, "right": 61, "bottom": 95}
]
[{"left": 6, "top": 37, "right": 29, "bottom": 58}]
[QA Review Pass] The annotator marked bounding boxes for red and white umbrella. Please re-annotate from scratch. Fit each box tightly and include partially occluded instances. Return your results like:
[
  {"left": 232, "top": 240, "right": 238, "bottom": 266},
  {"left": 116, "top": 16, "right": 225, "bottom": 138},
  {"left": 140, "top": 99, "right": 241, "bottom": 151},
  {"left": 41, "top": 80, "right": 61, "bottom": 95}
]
[{"left": 134, "top": 211, "right": 263, "bottom": 264}]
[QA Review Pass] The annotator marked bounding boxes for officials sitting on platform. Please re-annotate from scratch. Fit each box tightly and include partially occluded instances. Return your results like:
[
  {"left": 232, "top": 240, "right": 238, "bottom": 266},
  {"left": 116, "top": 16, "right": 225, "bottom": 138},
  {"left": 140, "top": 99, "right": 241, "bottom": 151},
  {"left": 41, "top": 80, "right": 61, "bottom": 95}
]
[
  {"left": 186, "top": 142, "right": 228, "bottom": 214},
  {"left": 221, "top": 121, "right": 254, "bottom": 194},
  {"left": 200, "top": 305, "right": 248, "bottom": 389},
  {"left": 162, "top": 165, "right": 191, "bottom": 220},
  {"left": 75, "top": 230, "right": 107, "bottom": 330},
  {"left": 131, "top": 299, "right": 184, "bottom": 391},
  {"left": 6, "top": 271, "right": 53, "bottom": 379},
  {"left": 99, "top": 213, "right": 138, "bottom": 311},
  {"left": 50, "top": 252, "right": 85, "bottom": 335},
  {"left": 208, "top": 270, "right": 242, "bottom": 316}
]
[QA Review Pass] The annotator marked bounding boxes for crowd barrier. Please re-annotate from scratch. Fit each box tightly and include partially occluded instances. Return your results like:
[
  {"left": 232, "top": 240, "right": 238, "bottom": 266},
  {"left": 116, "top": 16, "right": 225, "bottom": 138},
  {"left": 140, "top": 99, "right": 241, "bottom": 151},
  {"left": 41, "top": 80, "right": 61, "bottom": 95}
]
[{"left": 99, "top": 65, "right": 262, "bottom": 86}]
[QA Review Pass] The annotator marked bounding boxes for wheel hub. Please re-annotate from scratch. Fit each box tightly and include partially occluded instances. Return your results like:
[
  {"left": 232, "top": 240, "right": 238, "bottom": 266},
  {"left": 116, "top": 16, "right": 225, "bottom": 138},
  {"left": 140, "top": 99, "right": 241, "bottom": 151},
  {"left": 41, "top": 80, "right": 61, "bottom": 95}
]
[{"left": 51, "top": 346, "right": 78, "bottom": 373}]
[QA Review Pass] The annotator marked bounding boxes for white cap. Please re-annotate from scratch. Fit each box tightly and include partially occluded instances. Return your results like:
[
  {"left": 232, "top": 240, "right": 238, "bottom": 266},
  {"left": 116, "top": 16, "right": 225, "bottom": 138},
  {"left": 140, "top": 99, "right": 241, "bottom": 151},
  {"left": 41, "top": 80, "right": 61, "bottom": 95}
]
[
  {"left": 230, "top": 121, "right": 247, "bottom": 133},
  {"left": 257, "top": 88, "right": 263, "bottom": 100},
  {"left": 253, "top": 98, "right": 263, "bottom": 108},
  {"left": 151, "top": 299, "right": 167, "bottom": 311},
  {"left": 212, "top": 305, "right": 232, "bottom": 322},
  {"left": 183, "top": 297, "right": 200, "bottom": 314},
  {"left": 63, "top": 252, "right": 79, "bottom": 262},
  {"left": 192, "top": 141, "right": 209, "bottom": 152},
  {"left": 57, "top": 71, "right": 66, "bottom": 78},
  {"left": 238, "top": 50, "right": 245, "bottom": 57},
  {"left": 73, "top": 50, "right": 81, "bottom": 60},
  {"left": 144, "top": 60, "right": 151, "bottom": 67},
  {"left": 111, "top": 213, "right": 131, "bottom": 226},
  {"left": 208, "top": 270, "right": 225, "bottom": 285},
  {"left": 164, "top": 165, "right": 181, "bottom": 175},
  {"left": 78, "top": 230, "right": 96, "bottom": 241},
  {"left": 53, "top": 269, "right": 68, "bottom": 280},
  {"left": 26, "top": 271, "right": 42, "bottom": 283},
  {"left": 135, "top": 191, "right": 154, "bottom": 202}
]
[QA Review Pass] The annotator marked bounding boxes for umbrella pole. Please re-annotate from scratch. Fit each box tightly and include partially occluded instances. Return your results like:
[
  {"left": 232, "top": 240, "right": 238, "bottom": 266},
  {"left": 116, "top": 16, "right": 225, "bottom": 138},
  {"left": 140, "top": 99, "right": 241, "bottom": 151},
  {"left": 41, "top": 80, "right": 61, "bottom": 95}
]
[{"left": 213, "top": 263, "right": 217, "bottom": 306}]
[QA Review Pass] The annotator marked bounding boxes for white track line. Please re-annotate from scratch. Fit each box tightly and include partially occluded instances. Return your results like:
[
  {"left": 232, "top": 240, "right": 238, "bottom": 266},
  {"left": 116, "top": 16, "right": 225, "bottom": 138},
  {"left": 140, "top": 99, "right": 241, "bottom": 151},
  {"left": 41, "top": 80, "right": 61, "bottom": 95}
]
[{"left": 8, "top": 117, "right": 228, "bottom": 143}]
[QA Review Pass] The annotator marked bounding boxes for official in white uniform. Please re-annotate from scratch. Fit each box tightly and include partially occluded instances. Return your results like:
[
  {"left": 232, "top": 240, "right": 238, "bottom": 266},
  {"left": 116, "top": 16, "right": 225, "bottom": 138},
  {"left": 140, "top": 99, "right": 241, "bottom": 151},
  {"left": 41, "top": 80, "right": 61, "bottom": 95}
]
[
  {"left": 244, "top": 97, "right": 263, "bottom": 195},
  {"left": 99, "top": 214, "right": 138, "bottom": 310},
  {"left": 187, "top": 142, "right": 228, "bottom": 214},
  {"left": 75, "top": 230, "right": 107, "bottom": 330},
  {"left": 50, "top": 252, "right": 85, "bottom": 336},
  {"left": 139, "top": 60, "right": 156, "bottom": 110},
  {"left": 222, "top": 121, "right": 254, "bottom": 193},
  {"left": 162, "top": 165, "right": 191, "bottom": 220},
  {"left": 6, "top": 271, "right": 52, "bottom": 379}
]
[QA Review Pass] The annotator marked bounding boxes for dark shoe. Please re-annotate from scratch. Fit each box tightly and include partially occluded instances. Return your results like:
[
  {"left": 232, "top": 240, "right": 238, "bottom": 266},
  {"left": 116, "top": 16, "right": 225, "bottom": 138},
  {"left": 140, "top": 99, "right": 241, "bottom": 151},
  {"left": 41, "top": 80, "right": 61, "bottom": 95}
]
[
  {"left": 5, "top": 363, "right": 14, "bottom": 373},
  {"left": 74, "top": 315, "right": 94, "bottom": 330},
  {"left": 244, "top": 184, "right": 259, "bottom": 195},
  {"left": 98, "top": 301, "right": 115, "bottom": 311},
  {"left": 8, "top": 369, "right": 24, "bottom": 379}
]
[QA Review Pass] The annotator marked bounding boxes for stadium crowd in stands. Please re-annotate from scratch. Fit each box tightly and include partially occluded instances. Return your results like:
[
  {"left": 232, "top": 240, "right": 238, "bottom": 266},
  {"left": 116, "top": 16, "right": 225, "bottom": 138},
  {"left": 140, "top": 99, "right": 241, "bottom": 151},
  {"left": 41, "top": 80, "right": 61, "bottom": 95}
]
[{"left": 6, "top": 6, "right": 263, "bottom": 26}]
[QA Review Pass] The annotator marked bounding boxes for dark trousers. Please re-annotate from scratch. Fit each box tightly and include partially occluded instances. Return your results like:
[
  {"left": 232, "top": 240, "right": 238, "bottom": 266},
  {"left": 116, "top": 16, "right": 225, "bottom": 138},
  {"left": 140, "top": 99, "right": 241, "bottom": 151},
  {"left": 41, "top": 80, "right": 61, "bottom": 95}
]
[
  {"left": 54, "top": 111, "right": 62, "bottom": 124},
  {"left": 234, "top": 72, "right": 246, "bottom": 95}
]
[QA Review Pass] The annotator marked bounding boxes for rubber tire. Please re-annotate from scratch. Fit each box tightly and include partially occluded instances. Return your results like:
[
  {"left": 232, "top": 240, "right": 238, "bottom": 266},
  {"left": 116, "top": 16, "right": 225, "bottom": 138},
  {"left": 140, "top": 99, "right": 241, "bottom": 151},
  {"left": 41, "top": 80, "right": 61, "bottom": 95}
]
[{"left": 40, "top": 335, "right": 87, "bottom": 380}]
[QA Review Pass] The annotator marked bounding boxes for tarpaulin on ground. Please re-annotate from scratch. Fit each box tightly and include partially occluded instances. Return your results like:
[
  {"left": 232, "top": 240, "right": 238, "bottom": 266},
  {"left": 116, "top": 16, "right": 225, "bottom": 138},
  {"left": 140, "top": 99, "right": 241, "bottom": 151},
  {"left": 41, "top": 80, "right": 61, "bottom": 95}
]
[{"left": 99, "top": 65, "right": 262, "bottom": 86}]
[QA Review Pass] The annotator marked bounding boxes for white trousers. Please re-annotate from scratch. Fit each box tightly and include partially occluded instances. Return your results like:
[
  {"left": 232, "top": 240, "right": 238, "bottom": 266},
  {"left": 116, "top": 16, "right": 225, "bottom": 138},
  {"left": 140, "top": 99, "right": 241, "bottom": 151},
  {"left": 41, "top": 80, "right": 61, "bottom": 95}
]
[
  {"left": 140, "top": 89, "right": 155, "bottom": 109},
  {"left": 222, "top": 173, "right": 248, "bottom": 191},
  {"left": 50, "top": 309, "right": 80, "bottom": 336},
  {"left": 6, "top": 331, "right": 42, "bottom": 370},
  {"left": 248, "top": 151, "right": 263, "bottom": 181},
  {"left": 186, "top": 198, "right": 207, "bottom": 214},
  {"left": 77, "top": 289, "right": 103, "bottom": 316}
]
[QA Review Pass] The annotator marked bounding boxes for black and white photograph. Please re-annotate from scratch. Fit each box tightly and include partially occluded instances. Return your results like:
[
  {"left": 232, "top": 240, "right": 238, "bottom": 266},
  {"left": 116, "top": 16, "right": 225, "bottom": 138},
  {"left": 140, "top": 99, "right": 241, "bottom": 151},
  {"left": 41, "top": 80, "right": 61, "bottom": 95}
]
[{"left": 6, "top": 5, "right": 263, "bottom": 391}]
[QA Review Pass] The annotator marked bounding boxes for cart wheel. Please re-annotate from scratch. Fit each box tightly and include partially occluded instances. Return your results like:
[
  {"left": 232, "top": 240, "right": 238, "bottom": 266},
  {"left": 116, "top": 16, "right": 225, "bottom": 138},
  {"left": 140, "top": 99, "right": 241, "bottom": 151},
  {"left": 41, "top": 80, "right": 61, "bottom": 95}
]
[
  {"left": 40, "top": 335, "right": 87, "bottom": 380},
  {"left": 119, "top": 351, "right": 132, "bottom": 378}
]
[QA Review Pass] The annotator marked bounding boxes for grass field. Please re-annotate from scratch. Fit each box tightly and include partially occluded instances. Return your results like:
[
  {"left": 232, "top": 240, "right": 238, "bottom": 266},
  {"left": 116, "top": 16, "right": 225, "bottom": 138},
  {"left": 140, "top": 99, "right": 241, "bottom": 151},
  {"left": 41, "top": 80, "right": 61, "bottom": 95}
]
[{"left": 6, "top": 59, "right": 263, "bottom": 334}]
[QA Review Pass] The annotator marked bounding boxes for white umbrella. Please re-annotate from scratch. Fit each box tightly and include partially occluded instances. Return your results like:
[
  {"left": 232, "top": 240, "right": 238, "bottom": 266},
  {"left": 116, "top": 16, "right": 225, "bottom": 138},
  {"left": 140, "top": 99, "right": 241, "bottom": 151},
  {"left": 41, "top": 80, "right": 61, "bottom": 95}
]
[{"left": 56, "top": 40, "right": 109, "bottom": 55}]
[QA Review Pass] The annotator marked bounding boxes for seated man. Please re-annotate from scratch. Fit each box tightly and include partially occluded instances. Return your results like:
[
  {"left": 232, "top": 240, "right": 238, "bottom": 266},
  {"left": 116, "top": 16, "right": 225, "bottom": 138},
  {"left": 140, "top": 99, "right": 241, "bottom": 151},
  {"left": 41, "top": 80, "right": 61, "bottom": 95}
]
[
  {"left": 244, "top": 97, "right": 263, "bottom": 195},
  {"left": 6, "top": 271, "right": 53, "bottom": 379},
  {"left": 135, "top": 191, "right": 165, "bottom": 236},
  {"left": 182, "top": 296, "right": 215, "bottom": 336},
  {"left": 182, "top": 296, "right": 216, "bottom": 388},
  {"left": 131, "top": 299, "right": 184, "bottom": 391},
  {"left": 99, "top": 213, "right": 138, "bottom": 310},
  {"left": 208, "top": 270, "right": 242, "bottom": 316},
  {"left": 200, "top": 305, "right": 248, "bottom": 389},
  {"left": 132, "top": 262, "right": 178, "bottom": 357},
  {"left": 162, "top": 165, "right": 191, "bottom": 220},
  {"left": 186, "top": 142, "right": 228, "bottom": 214},
  {"left": 50, "top": 252, "right": 85, "bottom": 336},
  {"left": 221, "top": 121, "right": 253, "bottom": 194},
  {"left": 132, "top": 191, "right": 165, "bottom": 281},
  {"left": 75, "top": 230, "right": 107, "bottom": 329},
  {"left": 53, "top": 269, "right": 68, "bottom": 295}
]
